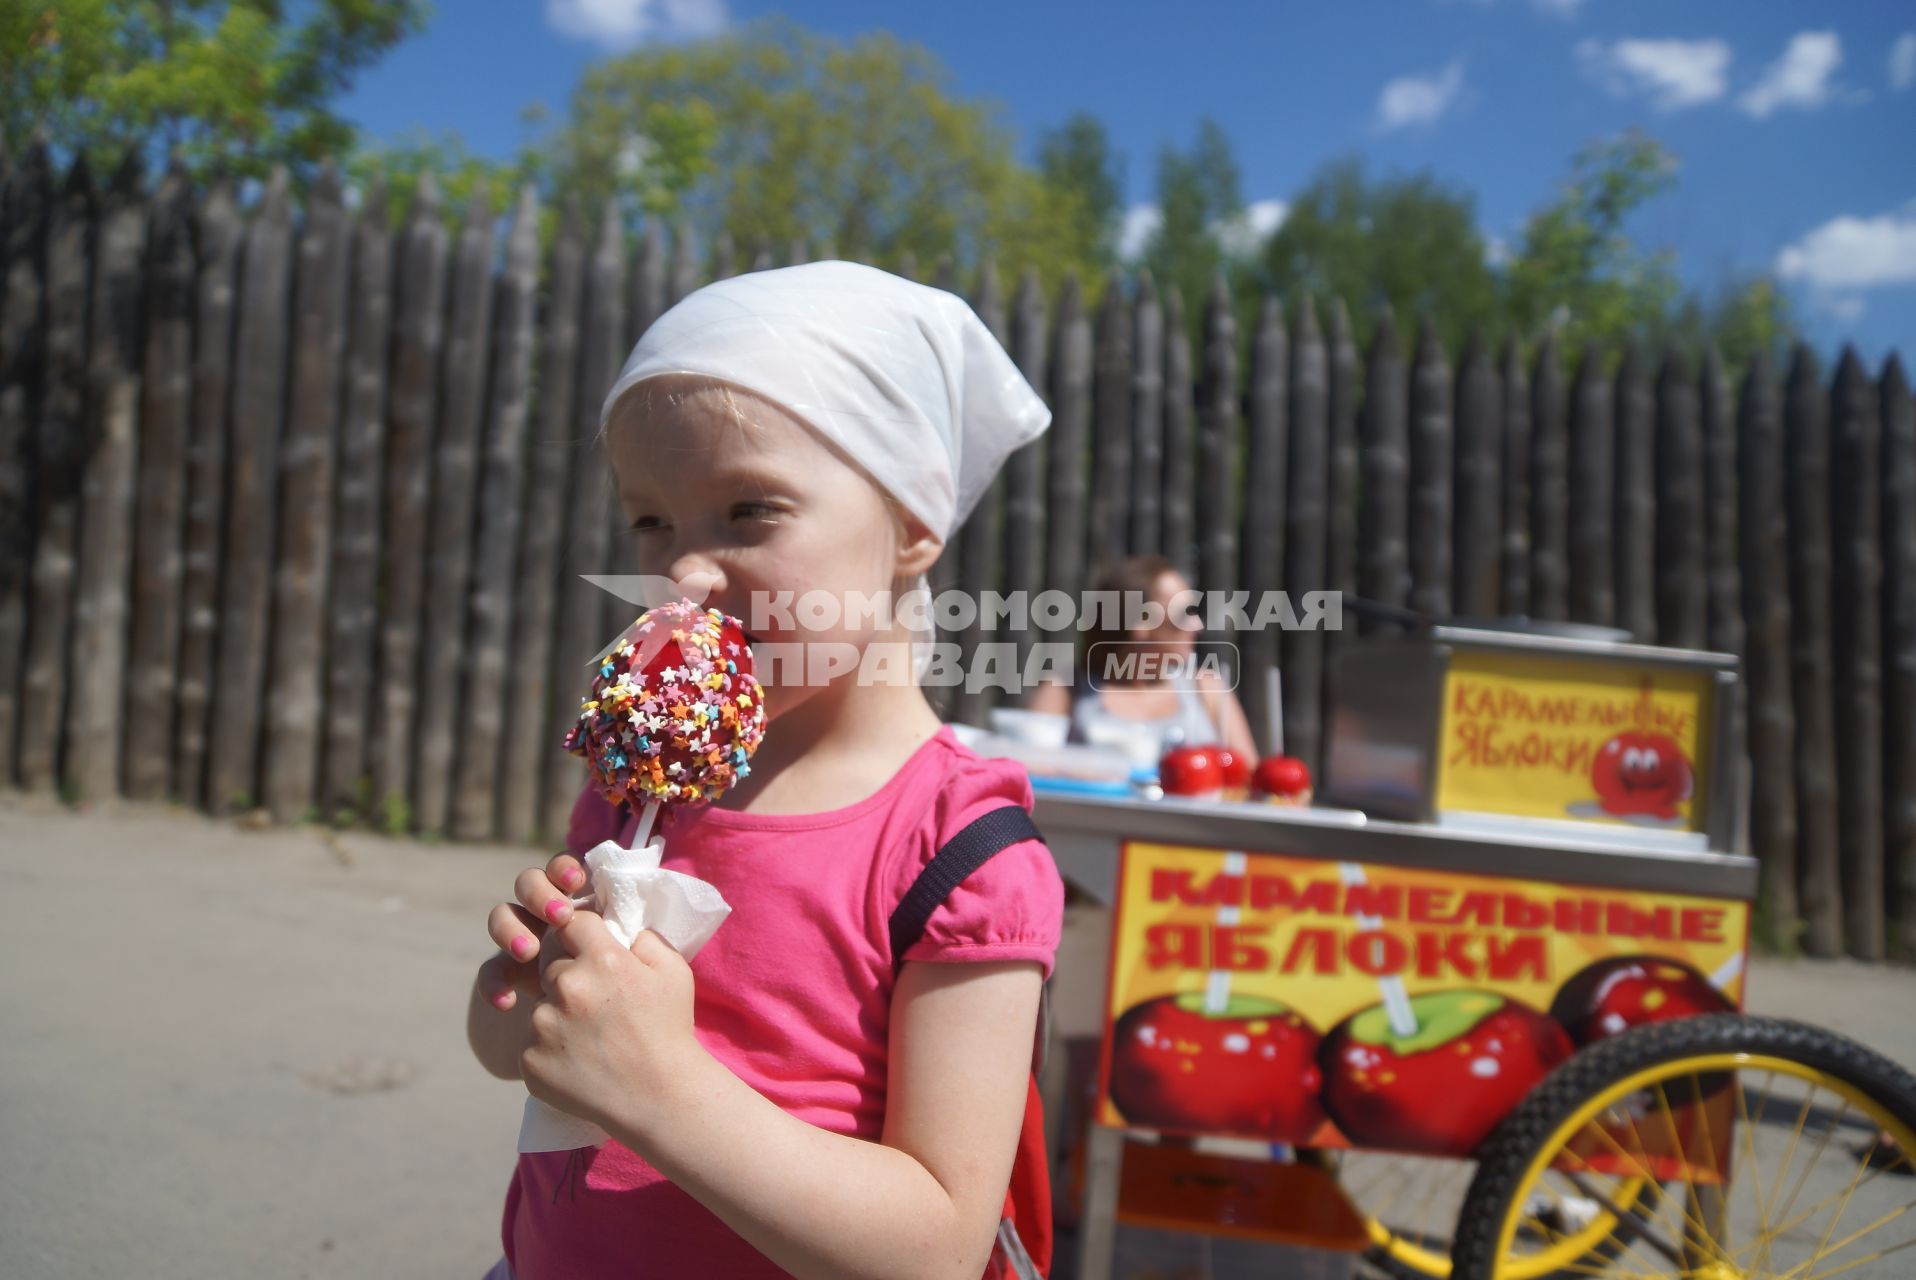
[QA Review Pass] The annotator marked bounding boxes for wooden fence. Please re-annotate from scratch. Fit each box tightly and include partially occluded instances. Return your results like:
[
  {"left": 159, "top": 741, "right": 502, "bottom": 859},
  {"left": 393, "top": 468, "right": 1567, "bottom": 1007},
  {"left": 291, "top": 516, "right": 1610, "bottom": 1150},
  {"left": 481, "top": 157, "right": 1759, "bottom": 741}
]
[{"left": 1, "top": 148, "right": 1911, "bottom": 962}]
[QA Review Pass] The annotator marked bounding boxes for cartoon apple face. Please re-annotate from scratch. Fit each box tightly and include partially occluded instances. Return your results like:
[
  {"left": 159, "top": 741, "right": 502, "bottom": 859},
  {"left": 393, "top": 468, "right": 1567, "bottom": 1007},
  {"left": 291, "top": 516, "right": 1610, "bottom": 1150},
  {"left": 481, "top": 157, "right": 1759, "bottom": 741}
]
[
  {"left": 1159, "top": 745, "right": 1226, "bottom": 798},
  {"left": 1591, "top": 731, "right": 1693, "bottom": 820},
  {"left": 1550, "top": 955, "right": 1732, "bottom": 1046},
  {"left": 1108, "top": 993, "right": 1326, "bottom": 1142},
  {"left": 1253, "top": 755, "right": 1313, "bottom": 803},
  {"left": 1319, "top": 990, "right": 1573, "bottom": 1157}
]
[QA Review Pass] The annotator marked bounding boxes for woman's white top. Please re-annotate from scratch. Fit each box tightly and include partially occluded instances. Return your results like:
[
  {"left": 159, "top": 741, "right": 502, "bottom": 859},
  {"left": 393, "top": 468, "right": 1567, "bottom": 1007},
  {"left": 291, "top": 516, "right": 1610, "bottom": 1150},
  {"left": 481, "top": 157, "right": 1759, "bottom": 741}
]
[{"left": 1067, "top": 672, "right": 1222, "bottom": 770}]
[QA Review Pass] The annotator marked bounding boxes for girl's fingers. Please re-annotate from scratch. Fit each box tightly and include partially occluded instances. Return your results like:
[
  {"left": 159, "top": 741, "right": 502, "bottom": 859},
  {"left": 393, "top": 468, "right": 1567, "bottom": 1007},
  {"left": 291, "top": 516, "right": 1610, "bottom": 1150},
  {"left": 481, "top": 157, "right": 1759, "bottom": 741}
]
[
  {"left": 545, "top": 852, "right": 589, "bottom": 896},
  {"left": 514, "top": 866, "right": 577, "bottom": 929},
  {"left": 488, "top": 901, "right": 547, "bottom": 961},
  {"left": 479, "top": 954, "right": 525, "bottom": 1011}
]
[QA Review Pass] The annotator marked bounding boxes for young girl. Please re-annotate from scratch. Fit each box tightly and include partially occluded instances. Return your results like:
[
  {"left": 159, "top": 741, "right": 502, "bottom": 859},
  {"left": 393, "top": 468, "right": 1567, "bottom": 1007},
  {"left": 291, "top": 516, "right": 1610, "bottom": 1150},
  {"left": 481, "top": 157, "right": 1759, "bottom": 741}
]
[{"left": 466, "top": 262, "right": 1065, "bottom": 1280}]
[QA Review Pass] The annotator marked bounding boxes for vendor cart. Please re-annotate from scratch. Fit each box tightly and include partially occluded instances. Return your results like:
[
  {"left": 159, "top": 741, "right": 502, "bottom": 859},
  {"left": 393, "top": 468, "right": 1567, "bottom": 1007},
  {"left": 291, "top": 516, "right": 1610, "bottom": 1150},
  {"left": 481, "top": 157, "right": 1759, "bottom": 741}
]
[{"left": 1020, "top": 625, "right": 1916, "bottom": 1280}]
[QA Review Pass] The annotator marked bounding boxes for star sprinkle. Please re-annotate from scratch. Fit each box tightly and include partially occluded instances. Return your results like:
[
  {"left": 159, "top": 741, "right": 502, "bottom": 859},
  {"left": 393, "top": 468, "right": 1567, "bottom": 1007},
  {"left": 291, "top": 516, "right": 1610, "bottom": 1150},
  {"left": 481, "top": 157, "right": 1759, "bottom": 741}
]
[{"left": 562, "top": 599, "right": 768, "bottom": 808}]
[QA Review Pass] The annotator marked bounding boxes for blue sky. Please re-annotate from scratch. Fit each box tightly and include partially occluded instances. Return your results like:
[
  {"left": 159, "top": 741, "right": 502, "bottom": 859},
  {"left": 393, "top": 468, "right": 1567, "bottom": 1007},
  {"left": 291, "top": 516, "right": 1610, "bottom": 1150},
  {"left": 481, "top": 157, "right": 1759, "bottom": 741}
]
[{"left": 338, "top": 1, "right": 1916, "bottom": 365}]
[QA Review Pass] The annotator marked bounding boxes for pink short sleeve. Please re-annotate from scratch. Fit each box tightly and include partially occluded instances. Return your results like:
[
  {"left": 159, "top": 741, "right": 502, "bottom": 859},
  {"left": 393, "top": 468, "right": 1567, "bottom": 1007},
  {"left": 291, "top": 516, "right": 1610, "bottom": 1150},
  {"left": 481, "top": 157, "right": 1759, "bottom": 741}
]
[
  {"left": 565, "top": 783, "right": 627, "bottom": 855},
  {"left": 898, "top": 756, "right": 1065, "bottom": 981}
]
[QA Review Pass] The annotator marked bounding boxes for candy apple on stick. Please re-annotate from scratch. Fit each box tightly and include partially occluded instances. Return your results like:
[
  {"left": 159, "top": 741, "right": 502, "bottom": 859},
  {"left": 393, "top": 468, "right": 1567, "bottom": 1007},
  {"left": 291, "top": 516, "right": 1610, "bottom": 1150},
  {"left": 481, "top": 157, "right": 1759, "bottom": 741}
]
[
  {"left": 518, "top": 600, "right": 767, "bottom": 1154},
  {"left": 564, "top": 599, "right": 768, "bottom": 837}
]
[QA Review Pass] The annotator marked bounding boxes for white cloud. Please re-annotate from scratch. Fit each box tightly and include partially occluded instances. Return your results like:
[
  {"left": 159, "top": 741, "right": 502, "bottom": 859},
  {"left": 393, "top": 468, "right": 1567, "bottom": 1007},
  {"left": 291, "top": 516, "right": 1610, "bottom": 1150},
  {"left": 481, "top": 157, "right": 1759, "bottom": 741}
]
[
  {"left": 1576, "top": 37, "right": 1730, "bottom": 110},
  {"left": 1119, "top": 205, "right": 1161, "bottom": 261},
  {"left": 1738, "top": 31, "right": 1842, "bottom": 118},
  {"left": 1214, "top": 200, "right": 1288, "bottom": 257},
  {"left": 1822, "top": 294, "right": 1866, "bottom": 323},
  {"left": 546, "top": 0, "right": 728, "bottom": 47},
  {"left": 1376, "top": 61, "right": 1467, "bottom": 130},
  {"left": 1891, "top": 33, "right": 1916, "bottom": 91},
  {"left": 1776, "top": 206, "right": 1916, "bottom": 290},
  {"left": 1485, "top": 234, "right": 1511, "bottom": 268}
]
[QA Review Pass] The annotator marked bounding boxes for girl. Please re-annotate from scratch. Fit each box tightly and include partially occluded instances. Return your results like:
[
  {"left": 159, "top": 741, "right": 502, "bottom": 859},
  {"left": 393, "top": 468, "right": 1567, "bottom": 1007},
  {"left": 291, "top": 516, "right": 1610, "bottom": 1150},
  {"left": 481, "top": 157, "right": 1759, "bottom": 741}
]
[
  {"left": 467, "top": 262, "right": 1065, "bottom": 1280},
  {"left": 1026, "top": 553, "right": 1260, "bottom": 769}
]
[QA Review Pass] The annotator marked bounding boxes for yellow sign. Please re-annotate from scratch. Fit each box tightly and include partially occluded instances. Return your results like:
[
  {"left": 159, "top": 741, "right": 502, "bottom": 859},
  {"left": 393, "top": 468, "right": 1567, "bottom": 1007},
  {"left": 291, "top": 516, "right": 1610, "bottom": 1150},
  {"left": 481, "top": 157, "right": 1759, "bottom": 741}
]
[
  {"left": 1096, "top": 842, "right": 1749, "bottom": 1158},
  {"left": 1436, "top": 651, "right": 1714, "bottom": 831}
]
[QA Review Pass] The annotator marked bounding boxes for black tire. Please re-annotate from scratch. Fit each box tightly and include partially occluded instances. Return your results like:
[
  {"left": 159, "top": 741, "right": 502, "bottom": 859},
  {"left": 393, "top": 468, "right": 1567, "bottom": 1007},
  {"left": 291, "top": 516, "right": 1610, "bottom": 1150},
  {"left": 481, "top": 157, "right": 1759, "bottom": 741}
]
[{"left": 1450, "top": 1013, "right": 1916, "bottom": 1280}]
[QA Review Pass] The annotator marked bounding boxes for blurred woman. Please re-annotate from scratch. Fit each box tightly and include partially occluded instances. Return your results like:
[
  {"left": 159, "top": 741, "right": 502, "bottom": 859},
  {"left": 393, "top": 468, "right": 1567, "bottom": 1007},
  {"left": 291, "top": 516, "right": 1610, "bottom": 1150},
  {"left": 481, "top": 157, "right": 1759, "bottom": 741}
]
[{"left": 1025, "top": 554, "right": 1259, "bottom": 768}]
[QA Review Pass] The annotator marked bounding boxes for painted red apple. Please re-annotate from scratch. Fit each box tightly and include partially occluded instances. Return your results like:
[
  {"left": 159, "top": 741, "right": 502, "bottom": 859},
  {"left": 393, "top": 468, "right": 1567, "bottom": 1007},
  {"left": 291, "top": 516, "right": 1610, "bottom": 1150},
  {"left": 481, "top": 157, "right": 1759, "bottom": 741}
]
[
  {"left": 1550, "top": 956, "right": 1732, "bottom": 1046},
  {"left": 1108, "top": 993, "right": 1326, "bottom": 1142},
  {"left": 1159, "top": 745, "right": 1225, "bottom": 799},
  {"left": 1252, "top": 754, "right": 1313, "bottom": 805},
  {"left": 1319, "top": 990, "right": 1573, "bottom": 1156},
  {"left": 1591, "top": 731, "right": 1693, "bottom": 820}
]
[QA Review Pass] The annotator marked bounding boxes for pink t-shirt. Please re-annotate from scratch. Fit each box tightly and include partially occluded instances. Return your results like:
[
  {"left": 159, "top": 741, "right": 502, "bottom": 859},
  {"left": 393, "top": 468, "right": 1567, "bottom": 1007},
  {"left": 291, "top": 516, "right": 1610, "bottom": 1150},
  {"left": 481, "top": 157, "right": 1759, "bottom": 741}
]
[{"left": 500, "top": 725, "right": 1065, "bottom": 1278}]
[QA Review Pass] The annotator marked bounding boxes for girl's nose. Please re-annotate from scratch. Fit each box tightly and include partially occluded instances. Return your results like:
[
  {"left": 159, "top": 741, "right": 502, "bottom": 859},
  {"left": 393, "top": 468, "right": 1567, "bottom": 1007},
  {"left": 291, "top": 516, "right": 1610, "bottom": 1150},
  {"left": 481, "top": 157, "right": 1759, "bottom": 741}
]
[{"left": 663, "top": 551, "right": 726, "bottom": 603}]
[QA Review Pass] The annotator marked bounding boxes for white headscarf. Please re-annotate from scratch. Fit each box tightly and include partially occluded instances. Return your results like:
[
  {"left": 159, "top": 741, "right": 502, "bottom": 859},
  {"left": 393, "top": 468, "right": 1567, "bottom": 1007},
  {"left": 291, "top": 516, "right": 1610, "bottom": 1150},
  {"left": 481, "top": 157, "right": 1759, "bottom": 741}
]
[{"left": 601, "top": 261, "right": 1052, "bottom": 680}]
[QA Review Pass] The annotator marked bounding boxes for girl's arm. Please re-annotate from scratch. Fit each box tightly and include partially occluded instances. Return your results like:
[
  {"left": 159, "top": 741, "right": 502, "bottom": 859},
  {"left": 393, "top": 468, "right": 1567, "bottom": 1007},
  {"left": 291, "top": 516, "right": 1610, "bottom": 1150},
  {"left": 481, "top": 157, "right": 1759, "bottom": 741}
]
[{"left": 605, "top": 959, "right": 1043, "bottom": 1280}]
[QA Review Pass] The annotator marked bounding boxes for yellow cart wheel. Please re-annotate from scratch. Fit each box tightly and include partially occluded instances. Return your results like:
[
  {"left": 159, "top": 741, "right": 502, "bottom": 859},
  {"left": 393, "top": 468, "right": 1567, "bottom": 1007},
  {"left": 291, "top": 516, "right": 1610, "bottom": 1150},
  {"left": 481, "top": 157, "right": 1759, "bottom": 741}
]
[{"left": 1450, "top": 1014, "right": 1916, "bottom": 1280}]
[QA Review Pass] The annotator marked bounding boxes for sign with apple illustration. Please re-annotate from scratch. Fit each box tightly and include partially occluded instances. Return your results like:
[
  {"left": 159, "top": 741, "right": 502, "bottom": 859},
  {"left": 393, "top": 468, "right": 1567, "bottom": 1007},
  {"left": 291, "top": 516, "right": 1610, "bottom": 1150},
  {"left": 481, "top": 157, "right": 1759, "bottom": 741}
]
[
  {"left": 1436, "top": 652, "right": 1713, "bottom": 833},
  {"left": 1096, "top": 842, "right": 1749, "bottom": 1162}
]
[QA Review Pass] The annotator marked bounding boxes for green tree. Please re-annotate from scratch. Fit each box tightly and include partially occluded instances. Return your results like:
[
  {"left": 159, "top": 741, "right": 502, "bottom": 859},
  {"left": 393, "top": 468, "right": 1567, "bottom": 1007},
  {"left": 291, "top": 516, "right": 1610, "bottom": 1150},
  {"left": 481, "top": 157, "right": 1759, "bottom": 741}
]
[
  {"left": 1036, "top": 111, "right": 1124, "bottom": 270},
  {"left": 1144, "top": 117, "right": 1245, "bottom": 316},
  {"left": 344, "top": 125, "right": 533, "bottom": 219},
  {"left": 1, "top": 0, "right": 427, "bottom": 180},
  {"left": 1260, "top": 156, "right": 1500, "bottom": 350},
  {"left": 530, "top": 18, "right": 1107, "bottom": 292},
  {"left": 1502, "top": 130, "right": 1683, "bottom": 352}
]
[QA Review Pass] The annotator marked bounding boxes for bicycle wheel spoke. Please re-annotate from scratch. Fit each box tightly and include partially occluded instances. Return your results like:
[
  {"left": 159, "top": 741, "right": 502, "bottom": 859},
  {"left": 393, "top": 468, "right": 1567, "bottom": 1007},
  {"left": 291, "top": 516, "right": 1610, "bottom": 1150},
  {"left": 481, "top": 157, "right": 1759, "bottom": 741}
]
[
  {"left": 1772, "top": 1195, "right": 1916, "bottom": 1280},
  {"left": 1759, "top": 1076, "right": 1821, "bottom": 1248},
  {"left": 1564, "top": 1168, "right": 1684, "bottom": 1267},
  {"left": 1797, "top": 1230, "right": 1916, "bottom": 1280},
  {"left": 1624, "top": 1086, "right": 1721, "bottom": 1248}
]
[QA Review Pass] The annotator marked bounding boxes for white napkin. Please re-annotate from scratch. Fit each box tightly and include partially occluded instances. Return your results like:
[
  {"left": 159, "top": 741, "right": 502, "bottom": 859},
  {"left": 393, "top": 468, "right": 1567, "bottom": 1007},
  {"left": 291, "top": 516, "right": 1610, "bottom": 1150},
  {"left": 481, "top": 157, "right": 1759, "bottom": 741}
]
[{"left": 515, "top": 836, "right": 733, "bottom": 1153}]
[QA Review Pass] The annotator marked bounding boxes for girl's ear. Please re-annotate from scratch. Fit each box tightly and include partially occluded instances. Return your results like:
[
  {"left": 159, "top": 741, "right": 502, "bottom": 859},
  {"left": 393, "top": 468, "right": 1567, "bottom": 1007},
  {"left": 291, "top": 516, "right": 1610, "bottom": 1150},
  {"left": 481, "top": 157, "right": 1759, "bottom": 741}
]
[{"left": 893, "top": 508, "right": 944, "bottom": 579}]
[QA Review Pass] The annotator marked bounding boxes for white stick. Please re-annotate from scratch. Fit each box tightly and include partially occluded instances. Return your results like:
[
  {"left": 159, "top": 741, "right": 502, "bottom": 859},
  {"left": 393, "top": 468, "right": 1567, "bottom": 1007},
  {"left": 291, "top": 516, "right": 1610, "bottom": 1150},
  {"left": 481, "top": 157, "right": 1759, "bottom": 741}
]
[
  {"left": 1265, "top": 667, "right": 1283, "bottom": 756},
  {"left": 1340, "top": 862, "right": 1418, "bottom": 1038},
  {"left": 631, "top": 798, "right": 660, "bottom": 850},
  {"left": 1205, "top": 852, "right": 1248, "bottom": 1013}
]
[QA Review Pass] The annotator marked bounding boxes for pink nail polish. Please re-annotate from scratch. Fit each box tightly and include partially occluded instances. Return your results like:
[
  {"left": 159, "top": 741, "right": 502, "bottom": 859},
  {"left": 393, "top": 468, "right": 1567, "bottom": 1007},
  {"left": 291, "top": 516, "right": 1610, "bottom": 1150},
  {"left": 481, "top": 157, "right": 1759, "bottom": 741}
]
[
  {"left": 563, "top": 867, "right": 585, "bottom": 891},
  {"left": 492, "top": 991, "right": 513, "bottom": 1010},
  {"left": 510, "top": 936, "right": 533, "bottom": 960},
  {"left": 545, "top": 899, "right": 571, "bottom": 924}
]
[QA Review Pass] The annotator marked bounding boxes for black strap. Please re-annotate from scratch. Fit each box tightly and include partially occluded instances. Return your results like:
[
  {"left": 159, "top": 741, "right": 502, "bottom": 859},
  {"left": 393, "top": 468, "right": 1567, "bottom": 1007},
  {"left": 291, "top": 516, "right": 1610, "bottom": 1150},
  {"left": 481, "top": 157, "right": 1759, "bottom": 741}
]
[{"left": 889, "top": 804, "right": 1045, "bottom": 974}]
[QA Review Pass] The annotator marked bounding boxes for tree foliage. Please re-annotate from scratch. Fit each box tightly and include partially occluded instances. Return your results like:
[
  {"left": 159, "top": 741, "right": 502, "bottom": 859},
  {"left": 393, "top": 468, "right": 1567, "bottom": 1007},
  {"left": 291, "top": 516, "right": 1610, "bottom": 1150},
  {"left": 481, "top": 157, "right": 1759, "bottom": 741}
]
[
  {"left": 1503, "top": 130, "right": 1682, "bottom": 351},
  {"left": 1143, "top": 118, "right": 1244, "bottom": 314},
  {"left": 1261, "top": 157, "right": 1500, "bottom": 351},
  {"left": 1, "top": 0, "right": 427, "bottom": 179},
  {"left": 1036, "top": 111, "right": 1124, "bottom": 272},
  {"left": 527, "top": 18, "right": 1110, "bottom": 292}
]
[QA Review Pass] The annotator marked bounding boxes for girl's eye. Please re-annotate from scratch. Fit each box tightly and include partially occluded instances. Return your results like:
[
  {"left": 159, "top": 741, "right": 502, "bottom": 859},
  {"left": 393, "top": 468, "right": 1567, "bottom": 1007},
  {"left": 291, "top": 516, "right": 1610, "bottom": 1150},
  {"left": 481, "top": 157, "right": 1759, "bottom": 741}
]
[
  {"left": 629, "top": 516, "right": 668, "bottom": 535},
  {"left": 731, "top": 502, "right": 779, "bottom": 521}
]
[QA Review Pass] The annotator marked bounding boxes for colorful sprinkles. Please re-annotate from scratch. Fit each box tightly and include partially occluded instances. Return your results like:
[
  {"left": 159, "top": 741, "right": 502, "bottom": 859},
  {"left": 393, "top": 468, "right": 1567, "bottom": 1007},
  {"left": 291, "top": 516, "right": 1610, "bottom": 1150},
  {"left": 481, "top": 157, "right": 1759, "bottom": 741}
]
[{"left": 563, "top": 600, "right": 768, "bottom": 807}]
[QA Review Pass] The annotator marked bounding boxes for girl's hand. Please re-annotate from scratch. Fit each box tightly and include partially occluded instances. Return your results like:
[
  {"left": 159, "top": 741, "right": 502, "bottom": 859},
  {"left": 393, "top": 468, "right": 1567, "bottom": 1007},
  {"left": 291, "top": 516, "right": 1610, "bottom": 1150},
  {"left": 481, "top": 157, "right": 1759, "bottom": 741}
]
[
  {"left": 521, "top": 913, "right": 701, "bottom": 1137},
  {"left": 482, "top": 853, "right": 591, "bottom": 1011}
]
